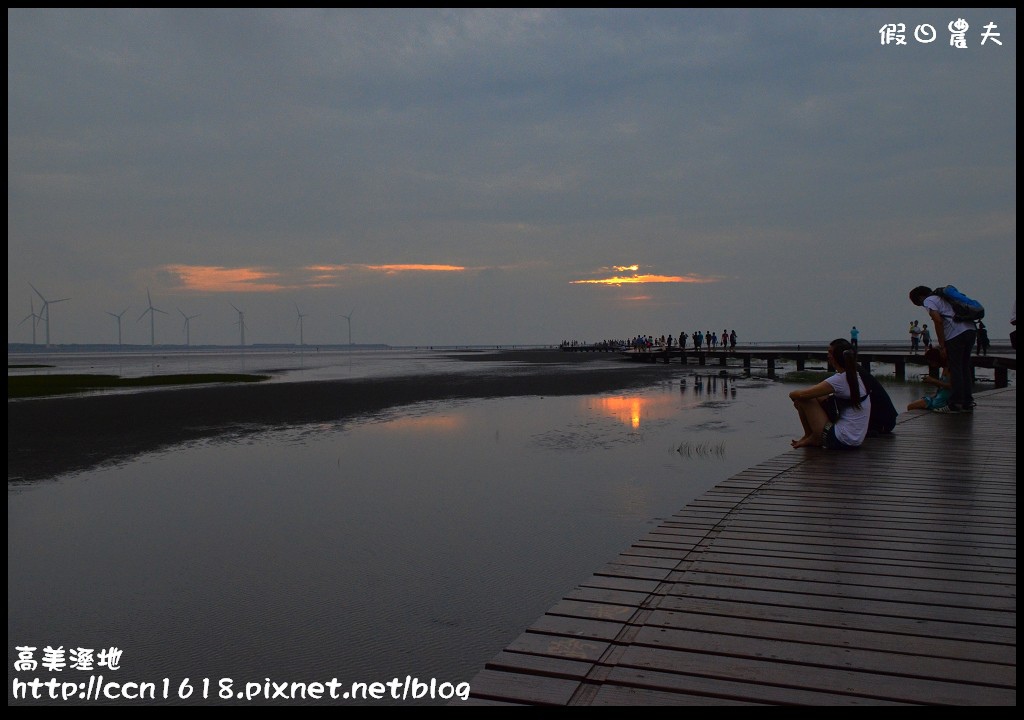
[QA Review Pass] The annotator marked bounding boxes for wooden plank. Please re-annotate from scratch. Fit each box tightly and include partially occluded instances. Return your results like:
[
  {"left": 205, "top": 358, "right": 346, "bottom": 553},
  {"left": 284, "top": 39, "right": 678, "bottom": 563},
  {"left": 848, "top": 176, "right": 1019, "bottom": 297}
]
[
  {"left": 484, "top": 650, "right": 594, "bottom": 680},
  {"left": 467, "top": 669, "right": 580, "bottom": 706},
  {"left": 669, "top": 567, "right": 1016, "bottom": 611},
  {"left": 645, "top": 607, "right": 1015, "bottom": 665},
  {"left": 654, "top": 595, "right": 1015, "bottom": 660},
  {"left": 600, "top": 666, "right": 910, "bottom": 706},
  {"left": 661, "top": 574, "right": 1015, "bottom": 627},
  {"left": 614, "top": 645, "right": 1015, "bottom": 705}
]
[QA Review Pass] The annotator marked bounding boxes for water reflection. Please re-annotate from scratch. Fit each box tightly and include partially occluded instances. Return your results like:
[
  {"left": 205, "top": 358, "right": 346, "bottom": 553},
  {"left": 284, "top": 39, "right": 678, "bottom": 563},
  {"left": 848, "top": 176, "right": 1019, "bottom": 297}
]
[{"left": 7, "top": 374, "right": 930, "bottom": 706}]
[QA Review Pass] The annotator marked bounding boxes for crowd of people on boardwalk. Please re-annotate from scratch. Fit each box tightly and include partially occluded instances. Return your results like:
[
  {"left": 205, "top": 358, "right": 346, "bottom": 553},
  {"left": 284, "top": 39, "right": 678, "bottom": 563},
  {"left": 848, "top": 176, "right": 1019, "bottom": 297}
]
[
  {"left": 561, "top": 329, "right": 740, "bottom": 351},
  {"left": 626, "top": 329, "right": 740, "bottom": 352}
]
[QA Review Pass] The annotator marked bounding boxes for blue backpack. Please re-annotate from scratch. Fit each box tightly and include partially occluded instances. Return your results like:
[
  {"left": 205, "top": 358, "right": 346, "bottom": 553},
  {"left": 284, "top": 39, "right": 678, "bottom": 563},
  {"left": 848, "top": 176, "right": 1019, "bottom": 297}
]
[{"left": 933, "top": 285, "right": 985, "bottom": 323}]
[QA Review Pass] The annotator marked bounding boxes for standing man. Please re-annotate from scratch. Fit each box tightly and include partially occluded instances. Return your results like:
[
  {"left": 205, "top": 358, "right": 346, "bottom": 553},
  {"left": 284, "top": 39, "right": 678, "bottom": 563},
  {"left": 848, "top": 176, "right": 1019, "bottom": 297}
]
[
  {"left": 850, "top": 326, "right": 859, "bottom": 350},
  {"left": 909, "top": 286, "right": 976, "bottom": 413}
]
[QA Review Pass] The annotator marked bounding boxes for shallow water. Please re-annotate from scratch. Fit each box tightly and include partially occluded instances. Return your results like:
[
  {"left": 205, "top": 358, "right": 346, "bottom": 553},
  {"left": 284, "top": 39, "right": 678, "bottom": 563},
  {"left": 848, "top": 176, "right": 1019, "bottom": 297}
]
[{"left": 4, "top": 356, "right": 975, "bottom": 705}]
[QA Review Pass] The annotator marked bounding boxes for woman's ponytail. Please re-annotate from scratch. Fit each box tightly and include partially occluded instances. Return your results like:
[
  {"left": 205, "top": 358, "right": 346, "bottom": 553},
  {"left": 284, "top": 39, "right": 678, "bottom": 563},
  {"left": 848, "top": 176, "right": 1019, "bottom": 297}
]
[{"left": 829, "top": 338, "right": 862, "bottom": 410}]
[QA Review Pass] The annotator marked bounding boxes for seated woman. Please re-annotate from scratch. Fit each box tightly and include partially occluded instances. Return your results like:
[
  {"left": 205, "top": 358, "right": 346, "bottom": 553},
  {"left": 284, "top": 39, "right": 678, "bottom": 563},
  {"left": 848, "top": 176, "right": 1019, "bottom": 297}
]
[
  {"left": 908, "top": 347, "right": 952, "bottom": 412},
  {"left": 789, "top": 338, "right": 871, "bottom": 449}
]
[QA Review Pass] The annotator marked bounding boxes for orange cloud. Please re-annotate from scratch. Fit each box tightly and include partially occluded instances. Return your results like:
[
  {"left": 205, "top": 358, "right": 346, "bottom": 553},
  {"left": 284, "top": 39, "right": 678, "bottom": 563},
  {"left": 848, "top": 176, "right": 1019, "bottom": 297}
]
[
  {"left": 363, "top": 264, "right": 466, "bottom": 273},
  {"left": 306, "top": 264, "right": 349, "bottom": 272},
  {"left": 163, "top": 261, "right": 472, "bottom": 292},
  {"left": 163, "top": 265, "right": 288, "bottom": 292}
]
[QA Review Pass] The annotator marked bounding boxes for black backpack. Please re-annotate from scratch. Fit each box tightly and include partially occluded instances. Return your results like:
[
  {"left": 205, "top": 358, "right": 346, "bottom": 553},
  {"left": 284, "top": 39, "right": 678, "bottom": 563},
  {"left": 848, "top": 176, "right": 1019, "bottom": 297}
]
[
  {"left": 828, "top": 369, "right": 899, "bottom": 436},
  {"left": 858, "top": 368, "right": 898, "bottom": 436}
]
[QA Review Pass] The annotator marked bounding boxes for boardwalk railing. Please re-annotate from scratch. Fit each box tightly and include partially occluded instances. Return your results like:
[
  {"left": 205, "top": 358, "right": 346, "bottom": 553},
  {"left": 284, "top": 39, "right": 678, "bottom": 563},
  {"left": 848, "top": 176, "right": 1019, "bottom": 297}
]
[{"left": 614, "top": 348, "right": 1016, "bottom": 389}]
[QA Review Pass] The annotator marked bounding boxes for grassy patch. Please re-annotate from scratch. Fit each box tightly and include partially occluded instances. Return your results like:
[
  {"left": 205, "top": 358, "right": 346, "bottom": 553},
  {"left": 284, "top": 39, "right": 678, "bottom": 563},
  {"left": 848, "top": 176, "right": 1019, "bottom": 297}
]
[
  {"left": 782, "top": 370, "right": 831, "bottom": 384},
  {"left": 8, "top": 373, "right": 270, "bottom": 399}
]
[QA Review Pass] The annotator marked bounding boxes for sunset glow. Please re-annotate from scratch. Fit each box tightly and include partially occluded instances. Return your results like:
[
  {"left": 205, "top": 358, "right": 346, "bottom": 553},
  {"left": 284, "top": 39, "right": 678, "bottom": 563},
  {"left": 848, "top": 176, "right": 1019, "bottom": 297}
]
[
  {"left": 588, "top": 393, "right": 683, "bottom": 429},
  {"left": 570, "top": 273, "right": 718, "bottom": 286},
  {"left": 364, "top": 264, "right": 466, "bottom": 273},
  {"left": 163, "top": 263, "right": 471, "bottom": 293}
]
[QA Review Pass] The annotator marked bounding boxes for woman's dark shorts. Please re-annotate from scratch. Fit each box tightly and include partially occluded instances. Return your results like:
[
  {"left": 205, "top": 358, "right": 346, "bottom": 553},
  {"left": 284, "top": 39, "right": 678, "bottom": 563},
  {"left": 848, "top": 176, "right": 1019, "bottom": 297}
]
[{"left": 822, "top": 422, "right": 859, "bottom": 450}]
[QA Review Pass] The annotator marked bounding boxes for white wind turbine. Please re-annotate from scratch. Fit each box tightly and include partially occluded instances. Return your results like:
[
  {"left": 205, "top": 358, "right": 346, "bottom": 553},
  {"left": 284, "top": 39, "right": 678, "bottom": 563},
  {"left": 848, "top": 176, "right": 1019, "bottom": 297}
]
[
  {"left": 295, "top": 304, "right": 308, "bottom": 346},
  {"left": 30, "top": 283, "right": 70, "bottom": 347},
  {"left": 342, "top": 308, "right": 354, "bottom": 346},
  {"left": 230, "top": 303, "right": 248, "bottom": 346},
  {"left": 18, "top": 298, "right": 42, "bottom": 345},
  {"left": 179, "top": 309, "right": 200, "bottom": 347},
  {"left": 138, "top": 288, "right": 168, "bottom": 346},
  {"left": 106, "top": 307, "right": 129, "bottom": 346}
]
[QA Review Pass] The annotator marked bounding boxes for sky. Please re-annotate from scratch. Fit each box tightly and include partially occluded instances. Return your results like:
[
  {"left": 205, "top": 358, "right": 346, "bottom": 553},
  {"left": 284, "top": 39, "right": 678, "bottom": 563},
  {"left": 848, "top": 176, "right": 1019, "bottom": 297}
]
[{"left": 7, "top": 9, "right": 1017, "bottom": 348}]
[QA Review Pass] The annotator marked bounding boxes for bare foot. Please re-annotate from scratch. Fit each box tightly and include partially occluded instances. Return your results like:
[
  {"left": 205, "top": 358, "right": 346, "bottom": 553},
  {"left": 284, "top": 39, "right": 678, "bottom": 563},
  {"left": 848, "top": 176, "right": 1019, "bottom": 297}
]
[{"left": 791, "top": 435, "right": 817, "bottom": 449}]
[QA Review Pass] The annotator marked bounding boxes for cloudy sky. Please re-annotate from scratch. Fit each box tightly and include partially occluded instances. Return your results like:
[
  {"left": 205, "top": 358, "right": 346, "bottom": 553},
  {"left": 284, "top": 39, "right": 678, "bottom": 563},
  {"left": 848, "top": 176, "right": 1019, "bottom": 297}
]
[{"left": 8, "top": 9, "right": 1017, "bottom": 347}]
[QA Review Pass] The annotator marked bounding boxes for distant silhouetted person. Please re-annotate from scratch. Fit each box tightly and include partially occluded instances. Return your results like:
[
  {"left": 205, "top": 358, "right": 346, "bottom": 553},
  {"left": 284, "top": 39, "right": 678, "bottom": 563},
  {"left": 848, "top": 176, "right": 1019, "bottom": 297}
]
[
  {"left": 975, "top": 321, "right": 989, "bottom": 356},
  {"left": 849, "top": 326, "right": 859, "bottom": 349},
  {"left": 910, "top": 320, "right": 922, "bottom": 353}
]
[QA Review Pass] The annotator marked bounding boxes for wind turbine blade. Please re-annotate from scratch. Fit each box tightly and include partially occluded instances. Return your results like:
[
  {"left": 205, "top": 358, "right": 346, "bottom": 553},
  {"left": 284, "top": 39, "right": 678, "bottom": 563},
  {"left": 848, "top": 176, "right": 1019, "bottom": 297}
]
[
  {"left": 138, "top": 308, "right": 150, "bottom": 322},
  {"left": 29, "top": 283, "right": 46, "bottom": 303}
]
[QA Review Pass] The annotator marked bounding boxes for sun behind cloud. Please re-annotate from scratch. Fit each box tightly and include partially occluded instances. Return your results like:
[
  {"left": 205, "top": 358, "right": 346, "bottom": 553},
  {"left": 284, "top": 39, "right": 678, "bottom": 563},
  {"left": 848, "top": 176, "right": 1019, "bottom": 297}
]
[{"left": 570, "top": 266, "right": 719, "bottom": 286}]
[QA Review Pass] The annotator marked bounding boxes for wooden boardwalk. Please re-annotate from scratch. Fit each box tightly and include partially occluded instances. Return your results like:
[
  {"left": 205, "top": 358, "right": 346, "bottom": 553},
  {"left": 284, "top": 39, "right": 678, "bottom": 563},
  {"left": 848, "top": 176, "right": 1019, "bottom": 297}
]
[{"left": 465, "top": 387, "right": 1016, "bottom": 706}]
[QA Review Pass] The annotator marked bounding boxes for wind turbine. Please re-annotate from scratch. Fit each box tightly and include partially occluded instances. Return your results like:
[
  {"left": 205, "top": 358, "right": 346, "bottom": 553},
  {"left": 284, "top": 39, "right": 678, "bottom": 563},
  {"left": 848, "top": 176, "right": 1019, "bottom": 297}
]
[
  {"left": 179, "top": 309, "right": 200, "bottom": 347},
  {"left": 29, "top": 283, "right": 70, "bottom": 347},
  {"left": 18, "top": 298, "right": 42, "bottom": 345},
  {"left": 138, "top": 288, "right": 168, "bottom": 346},
  {"left": 342, "top": 308, "right": 354, "bottom": 346},
  {"left": 106, "top": 307, "right": 129, "bottom": 347},
  {"left": 230, "top": 303, "right": 247, "bottom": 346},
  {"left": 295, "top": 304, "right": 308, "bottom": 346}
]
